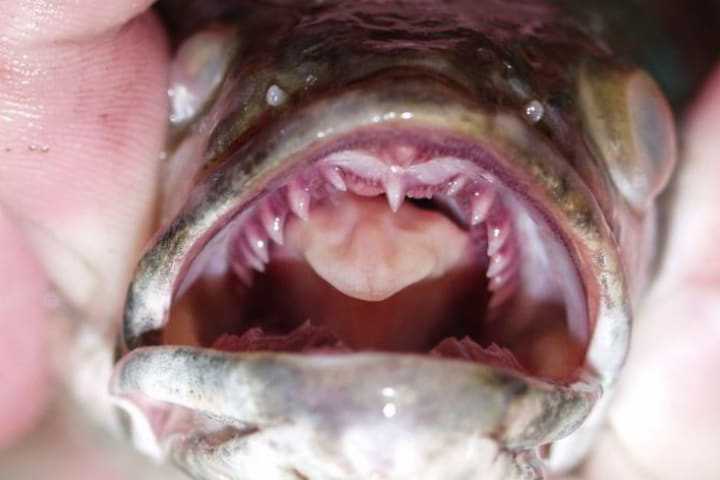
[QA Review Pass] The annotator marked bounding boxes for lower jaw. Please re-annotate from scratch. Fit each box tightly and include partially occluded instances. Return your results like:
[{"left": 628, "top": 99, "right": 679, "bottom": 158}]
[{"left": 112, "top": 350, "right": 600, "bottom": 480}]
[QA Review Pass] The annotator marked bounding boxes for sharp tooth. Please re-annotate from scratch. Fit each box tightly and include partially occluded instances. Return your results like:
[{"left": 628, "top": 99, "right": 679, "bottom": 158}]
[
  {"left": 446, "top": 176, "right": 467, "bottom": 196},
  {"left": 470, "top": 190, "right": 495, "bottom": 226},
  {"left": 488, "top": 241, "right": 516, "bottom": 278},
  {"left": 487, "top": 251, "right": 512, "bottom": 278},
  {"left": 489, "top": 274, "right": 507, "bottom": 292},
  {"left": 383, "top": 176, "right": 406, "bottom": 212},
  {"left": 246, "top": 226, "right": 269, "bottom": 264},
  {"left": 487, "top": 218, "right": 511, "bottom": 256},
  {"left": 240, "top": 244, "right": 265, "bottom": 272},
  {"left": 260, "top": 202, "right": 285, "bottom": 245},
  {"left": 323, "top": 167, "right": 347, "bottom": 192},
  {"left": 287, "top": 181, "right": 310, "bottom": 221},
  {"left": 488, "top": 266, "right": 517, "bottom": 292}
]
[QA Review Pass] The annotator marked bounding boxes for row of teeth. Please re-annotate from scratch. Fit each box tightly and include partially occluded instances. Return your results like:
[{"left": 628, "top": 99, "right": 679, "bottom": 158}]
[{"left": 230, "top": 153, "right": 520, "bottom": 305}]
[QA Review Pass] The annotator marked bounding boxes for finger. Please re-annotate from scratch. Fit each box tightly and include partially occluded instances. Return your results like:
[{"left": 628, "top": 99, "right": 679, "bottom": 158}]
[
  {"left": 0, "top": 6, "right": 169, "bottom": 322},
  {"left": 586, "top": 67, "right": 720, "bottom": 479},
  {"left": 0, "top": 208, "right": 49, "bottom": 449},
  {"left": 0, "top": 0, "right": 157, "bottom": 44},
  {"left": 0, "top": 0, "right": 169, "bottom": 445}
]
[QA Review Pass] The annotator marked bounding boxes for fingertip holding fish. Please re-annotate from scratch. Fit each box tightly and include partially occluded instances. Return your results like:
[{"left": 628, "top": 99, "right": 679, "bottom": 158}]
[{"left": 0, "top": 209, "right": 50, "bottom": 450}]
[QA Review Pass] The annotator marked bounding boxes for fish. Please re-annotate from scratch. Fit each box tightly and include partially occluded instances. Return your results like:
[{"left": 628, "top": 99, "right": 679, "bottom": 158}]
[{"left": 106, "top": 1, "right": 718, "bottom": 479}]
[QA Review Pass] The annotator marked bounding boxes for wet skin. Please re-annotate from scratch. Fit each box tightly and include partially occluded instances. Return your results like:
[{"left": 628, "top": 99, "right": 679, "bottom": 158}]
[{"left": 0, "top": 1, "right": 719, "bottom": 479}]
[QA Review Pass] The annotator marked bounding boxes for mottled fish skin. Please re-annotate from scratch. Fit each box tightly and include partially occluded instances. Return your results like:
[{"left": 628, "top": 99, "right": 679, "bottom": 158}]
[
  {"left": 156, "top": 0, "right": 720, "bottom": 109},
  {"left": 111, "top": 1, "right": 718, "bottom": 479}
]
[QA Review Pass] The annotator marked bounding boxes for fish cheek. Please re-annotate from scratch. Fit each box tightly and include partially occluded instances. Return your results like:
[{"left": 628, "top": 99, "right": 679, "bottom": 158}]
[{"left": 578, "top": 63, "right": 677, "bottom": 212}]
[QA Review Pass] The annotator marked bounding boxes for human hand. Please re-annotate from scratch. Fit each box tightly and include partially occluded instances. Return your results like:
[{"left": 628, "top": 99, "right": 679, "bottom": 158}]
[
  {"left": 0, "top": 0, "right": 168, "bottom": 451},
  {"left": 570, "top": 70, "right": 720, "bottom": 480}
]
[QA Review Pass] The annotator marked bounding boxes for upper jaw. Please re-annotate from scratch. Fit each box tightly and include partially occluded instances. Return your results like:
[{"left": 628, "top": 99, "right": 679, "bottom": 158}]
[{"left": 115, "top": 74, "right": 629, "bottom": 473}]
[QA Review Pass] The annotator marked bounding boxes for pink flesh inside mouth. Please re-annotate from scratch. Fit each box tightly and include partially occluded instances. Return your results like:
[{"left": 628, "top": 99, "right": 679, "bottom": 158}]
[{"left": 166, "top": 133, "right": 590, "bottom": 382}]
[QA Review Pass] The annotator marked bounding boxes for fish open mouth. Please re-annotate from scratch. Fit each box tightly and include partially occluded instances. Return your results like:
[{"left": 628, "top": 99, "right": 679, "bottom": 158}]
[
  {"left": 166, "top": 128, "right": 588, "bottom": 382},
  {"left": 114, "top": 75, "right": 628, "bottom": 477}
]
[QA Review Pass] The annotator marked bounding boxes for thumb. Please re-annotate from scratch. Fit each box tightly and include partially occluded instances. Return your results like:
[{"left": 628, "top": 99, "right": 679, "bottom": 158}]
[{"left": 583, "top": 66, "right": 720, "bottom": 480}]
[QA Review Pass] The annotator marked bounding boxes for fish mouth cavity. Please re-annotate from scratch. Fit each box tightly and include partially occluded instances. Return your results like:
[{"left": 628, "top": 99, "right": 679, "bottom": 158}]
[
  {"left": 114, "top": 75, "right": 628, "bottom": 473},
  {"left": 167, "top": 128, "right": 588, "bottom": 381}
]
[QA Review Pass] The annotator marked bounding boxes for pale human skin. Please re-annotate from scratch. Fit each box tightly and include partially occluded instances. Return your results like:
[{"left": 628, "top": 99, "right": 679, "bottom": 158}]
[{"left": 0, "top": 2, "right": 718, "bottom": 479}]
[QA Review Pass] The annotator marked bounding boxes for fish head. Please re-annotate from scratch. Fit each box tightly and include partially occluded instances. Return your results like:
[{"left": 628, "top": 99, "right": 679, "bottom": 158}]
[{"left": 112, "top": 1, "right": 677, "bottom": 478}]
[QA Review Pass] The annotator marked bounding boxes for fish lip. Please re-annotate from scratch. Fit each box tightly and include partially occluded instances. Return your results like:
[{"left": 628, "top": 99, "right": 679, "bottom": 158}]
[{"left": 111, "top": 346, "right": 602, "bottom": 466}]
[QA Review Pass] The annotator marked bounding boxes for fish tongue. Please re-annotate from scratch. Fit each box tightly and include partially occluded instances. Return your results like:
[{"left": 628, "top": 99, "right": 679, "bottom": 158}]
[{"left": 273, "top": 194, "right": 479, "bottom": 351}]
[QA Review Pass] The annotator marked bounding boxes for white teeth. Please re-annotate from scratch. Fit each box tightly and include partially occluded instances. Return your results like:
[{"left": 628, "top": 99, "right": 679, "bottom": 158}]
[
  {"left": 287, "top": 181, "right": 310, "bottom": 221},
  {"left": 408, "top": 157, "right": 466, "bottom": 185},
  {"left": 240, "top": 243, "right": 266, "bottom": 273},
  {"left": 407, "top": 185, "right": 435, "bottom": 199},
  {"left": 446, "top": 176, "right": 467, "bottom": 196},
  {"left": 487, "top": 217, "right": 511, "bottom": 256},
  {"left": 260, "top": 202, "right": 285, "bottom": 245},
  {"left": 323, "top": 151, "right": 385, "bottom": 180},
  {"left": 470, "top": 190, "right": 495, "bottom": 226},
  {"left": 246, "top": 225, "right": 269, "bottom": 264},
  {"left": 383, "top": 176, "right": 406, "bottom": 212},
  {"left": 231, "top": 149, "right": 525, "bottom": 299},
  {"left": 323, "top": 166, "right": 347, "bottom": 191},
  {"left": 487, "top": 249, "right": 513, "bottom": 278},
  {"left": 488, "top": 274, "right": 508, "bottom": 292},
  {"left": 486, "top": 237, "right": 519, "bottom": 309}
]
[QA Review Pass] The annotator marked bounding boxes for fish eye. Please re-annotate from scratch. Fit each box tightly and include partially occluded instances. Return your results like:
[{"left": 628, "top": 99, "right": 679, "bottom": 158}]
[{"left": 578, "top": 64, "right": 677, "bottom": 211}]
